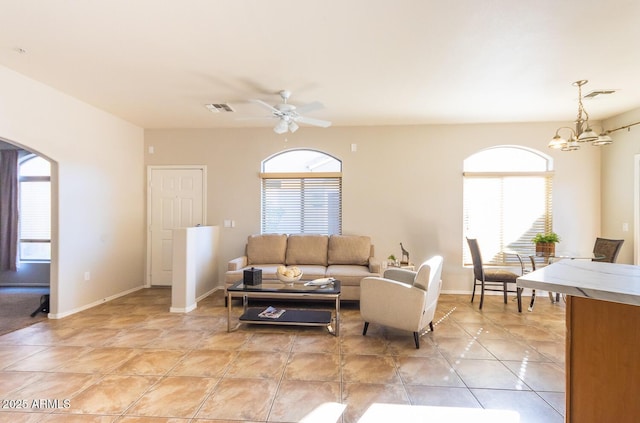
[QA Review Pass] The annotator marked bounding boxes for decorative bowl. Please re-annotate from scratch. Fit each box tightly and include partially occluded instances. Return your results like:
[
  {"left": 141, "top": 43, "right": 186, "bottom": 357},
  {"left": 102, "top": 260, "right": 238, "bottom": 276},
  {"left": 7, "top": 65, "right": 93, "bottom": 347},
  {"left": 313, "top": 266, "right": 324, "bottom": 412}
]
[{"left": 277, "top": 272, "right": 303, "bottom": 284}]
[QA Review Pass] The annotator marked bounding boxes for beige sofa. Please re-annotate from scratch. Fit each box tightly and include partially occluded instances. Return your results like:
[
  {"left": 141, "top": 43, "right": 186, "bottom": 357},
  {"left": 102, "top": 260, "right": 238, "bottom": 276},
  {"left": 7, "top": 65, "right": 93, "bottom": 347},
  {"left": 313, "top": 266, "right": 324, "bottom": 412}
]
[{"left": 225, "top": 234, "right": 381, "bottom": 300}]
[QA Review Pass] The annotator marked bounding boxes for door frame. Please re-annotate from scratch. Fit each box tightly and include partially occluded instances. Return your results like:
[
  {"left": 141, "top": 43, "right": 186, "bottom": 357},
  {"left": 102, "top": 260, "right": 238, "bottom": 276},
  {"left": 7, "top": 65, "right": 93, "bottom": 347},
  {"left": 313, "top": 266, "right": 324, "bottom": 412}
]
[
  {"left": 146, "top": 165, "right": 207, "bottom": 287},
  {"left": 635, "top": 154, "right": 640, "bottom": 265}
]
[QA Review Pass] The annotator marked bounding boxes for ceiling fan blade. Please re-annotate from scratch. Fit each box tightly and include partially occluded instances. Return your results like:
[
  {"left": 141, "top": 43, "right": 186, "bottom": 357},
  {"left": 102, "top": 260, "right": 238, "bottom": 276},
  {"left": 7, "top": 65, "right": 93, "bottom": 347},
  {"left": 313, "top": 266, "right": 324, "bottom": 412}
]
[
  {"left": 295, "top": 116, "right": 332, "bottom": 128},
  {"left": 235, "top": 116, "right": 275, "bottom": 121},
  {"left": 249, "top": 99, "right": 279, "bottom": 113},
  {"left": 294, "top": 101, "right": 324, "bottom": 114}
]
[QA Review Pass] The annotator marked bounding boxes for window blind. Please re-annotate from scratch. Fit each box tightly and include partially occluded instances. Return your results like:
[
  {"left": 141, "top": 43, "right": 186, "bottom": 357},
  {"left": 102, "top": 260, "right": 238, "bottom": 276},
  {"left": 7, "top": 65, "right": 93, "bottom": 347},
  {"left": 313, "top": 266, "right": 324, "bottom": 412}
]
[
  {"left": 261, "top": 176, "right": 342, "bottom": 235},
  {"left": 463, "top": 174, "right": 552, "bottom": 265}
]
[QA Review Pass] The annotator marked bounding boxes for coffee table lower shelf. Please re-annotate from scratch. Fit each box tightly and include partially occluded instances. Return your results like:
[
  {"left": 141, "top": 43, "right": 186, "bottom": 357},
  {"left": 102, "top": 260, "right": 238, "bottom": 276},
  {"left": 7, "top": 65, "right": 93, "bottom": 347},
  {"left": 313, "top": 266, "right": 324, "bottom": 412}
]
[{"left": 239, "top": 308, "right": 335, "bottom": 333}]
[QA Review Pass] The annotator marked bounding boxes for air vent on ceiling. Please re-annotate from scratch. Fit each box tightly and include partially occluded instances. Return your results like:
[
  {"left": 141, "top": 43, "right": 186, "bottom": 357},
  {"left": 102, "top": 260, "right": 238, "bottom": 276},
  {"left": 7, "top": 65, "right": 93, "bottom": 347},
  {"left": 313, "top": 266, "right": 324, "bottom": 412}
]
[
  {"left": 584, "top": 89, "right": 616, "bottom": 99},
  {"left": 205, "top": 103, "right": 235, "bottom": 113}
]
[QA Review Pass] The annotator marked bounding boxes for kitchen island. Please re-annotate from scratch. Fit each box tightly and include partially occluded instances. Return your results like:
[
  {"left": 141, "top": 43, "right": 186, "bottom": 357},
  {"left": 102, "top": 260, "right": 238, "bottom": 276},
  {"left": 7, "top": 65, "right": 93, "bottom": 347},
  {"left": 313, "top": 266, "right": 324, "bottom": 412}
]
[{"left": 517, "top": 260, "right": 640, "bottom": 423}]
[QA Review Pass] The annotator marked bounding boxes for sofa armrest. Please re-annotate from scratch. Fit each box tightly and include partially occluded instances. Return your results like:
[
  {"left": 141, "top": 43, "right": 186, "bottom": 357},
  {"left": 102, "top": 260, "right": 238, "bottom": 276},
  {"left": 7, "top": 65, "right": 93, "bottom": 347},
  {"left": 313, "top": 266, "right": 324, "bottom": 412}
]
[
  {"left": 368, "top": 256, "right": 382, "bottom": 274},
  {"left": 227, "top": 256, "right": 248, "bottom": 271}
]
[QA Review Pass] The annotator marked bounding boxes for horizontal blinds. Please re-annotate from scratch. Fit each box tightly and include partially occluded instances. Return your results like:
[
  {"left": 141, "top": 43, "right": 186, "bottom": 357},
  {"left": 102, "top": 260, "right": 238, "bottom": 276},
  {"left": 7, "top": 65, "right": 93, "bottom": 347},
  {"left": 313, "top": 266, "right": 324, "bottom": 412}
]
[
  {"left": 262, "top": 177, "right": 342, "bottom": 235},
  {"left": 19, "top": 180, "right": 51, "bottom": 240},
  {"left": 463, "top": 174, "right": 552, "bottom": 266}
]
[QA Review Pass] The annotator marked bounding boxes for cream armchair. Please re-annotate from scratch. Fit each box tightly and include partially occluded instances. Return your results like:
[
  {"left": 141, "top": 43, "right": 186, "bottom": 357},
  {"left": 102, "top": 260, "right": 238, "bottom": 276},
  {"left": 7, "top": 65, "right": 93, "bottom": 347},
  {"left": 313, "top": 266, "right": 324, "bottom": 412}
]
[{"left": 360, "top": 255, "right": 444, "bottom": 349}]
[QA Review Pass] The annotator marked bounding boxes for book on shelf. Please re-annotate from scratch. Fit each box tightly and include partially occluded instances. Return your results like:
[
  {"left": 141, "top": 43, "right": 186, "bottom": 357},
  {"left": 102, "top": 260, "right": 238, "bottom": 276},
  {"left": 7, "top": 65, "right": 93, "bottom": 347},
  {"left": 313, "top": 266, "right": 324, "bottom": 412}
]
[{"left": 258, "top": 306, "right": 286, "bottom": 319}]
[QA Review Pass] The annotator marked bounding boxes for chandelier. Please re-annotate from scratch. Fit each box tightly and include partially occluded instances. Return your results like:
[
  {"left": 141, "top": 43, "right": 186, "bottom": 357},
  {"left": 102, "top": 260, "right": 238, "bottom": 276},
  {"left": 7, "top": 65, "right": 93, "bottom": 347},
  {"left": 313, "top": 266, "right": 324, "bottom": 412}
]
[{"left": 548, "top": 80, "right": 613, "bottom": 151}]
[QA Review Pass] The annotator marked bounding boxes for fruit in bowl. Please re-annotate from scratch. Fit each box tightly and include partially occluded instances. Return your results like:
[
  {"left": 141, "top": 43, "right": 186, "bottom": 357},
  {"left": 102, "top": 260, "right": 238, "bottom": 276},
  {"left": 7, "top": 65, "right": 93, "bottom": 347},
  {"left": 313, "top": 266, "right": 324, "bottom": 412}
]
[{"left": 276, "top": 265, "right": 303, "bottom": 283}]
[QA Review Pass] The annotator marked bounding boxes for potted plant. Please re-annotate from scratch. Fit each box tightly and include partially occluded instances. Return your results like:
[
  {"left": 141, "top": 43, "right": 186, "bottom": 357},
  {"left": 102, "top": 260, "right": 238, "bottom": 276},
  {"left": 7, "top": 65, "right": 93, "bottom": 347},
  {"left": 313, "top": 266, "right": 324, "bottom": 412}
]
[{"left": 532, "top": 232, "right": 561, "bottom": 257}]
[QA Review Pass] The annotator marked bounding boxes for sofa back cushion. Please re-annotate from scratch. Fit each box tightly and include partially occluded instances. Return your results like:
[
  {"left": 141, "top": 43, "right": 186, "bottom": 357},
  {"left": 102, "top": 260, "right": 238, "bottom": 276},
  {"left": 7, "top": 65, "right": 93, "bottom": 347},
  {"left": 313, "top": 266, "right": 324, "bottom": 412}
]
[
  {"left": 247, "top": 234, "right": 288, "bottom": 265},
  {"left": 328, "top": 235, "right": 371, "bottom": 265},
  {"left": 286, "top": 234, "right": 329, "bottom": 266}
]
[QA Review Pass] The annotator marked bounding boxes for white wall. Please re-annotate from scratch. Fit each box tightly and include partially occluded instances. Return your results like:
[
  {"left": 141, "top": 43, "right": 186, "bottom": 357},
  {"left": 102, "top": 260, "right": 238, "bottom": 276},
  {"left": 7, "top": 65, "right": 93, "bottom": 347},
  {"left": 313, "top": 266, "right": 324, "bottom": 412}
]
[
  {"left": 601, "top": 107, "right": 640, "bottom": 264},
  {"left": 145, "top": 123, "right": 601, "bottom": 293},
  {"left": 0, "top": 65, "right": 145, "bottom": 316}
]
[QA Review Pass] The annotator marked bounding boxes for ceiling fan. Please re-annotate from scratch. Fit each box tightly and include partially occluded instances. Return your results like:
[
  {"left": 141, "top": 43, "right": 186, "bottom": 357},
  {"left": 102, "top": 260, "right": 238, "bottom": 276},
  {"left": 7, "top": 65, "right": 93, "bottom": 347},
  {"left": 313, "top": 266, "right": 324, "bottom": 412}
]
[{"left": 248, "top": 90, "right": 332, "bottom": 134}]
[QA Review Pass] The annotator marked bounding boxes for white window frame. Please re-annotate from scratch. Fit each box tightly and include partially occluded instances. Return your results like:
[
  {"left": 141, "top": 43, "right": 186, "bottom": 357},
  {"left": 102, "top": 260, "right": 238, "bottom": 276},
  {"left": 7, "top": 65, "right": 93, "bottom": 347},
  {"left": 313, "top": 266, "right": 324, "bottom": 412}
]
[
  {"left": 261, "top": 149, "right": 342, "bottom": 235},
  {"left": 18, "top": 154, "right": 51, "bottom": 262},
  {"left": 463, "top": 146, "right": 553, "bottom": 266}
]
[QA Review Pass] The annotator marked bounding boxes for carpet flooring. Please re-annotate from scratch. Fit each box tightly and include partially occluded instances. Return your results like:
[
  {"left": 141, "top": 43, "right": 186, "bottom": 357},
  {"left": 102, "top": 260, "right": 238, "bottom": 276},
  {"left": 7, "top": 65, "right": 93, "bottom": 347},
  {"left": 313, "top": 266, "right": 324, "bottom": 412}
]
[{"left": 0, "top": 287, "right": 50, "bottom": 335}]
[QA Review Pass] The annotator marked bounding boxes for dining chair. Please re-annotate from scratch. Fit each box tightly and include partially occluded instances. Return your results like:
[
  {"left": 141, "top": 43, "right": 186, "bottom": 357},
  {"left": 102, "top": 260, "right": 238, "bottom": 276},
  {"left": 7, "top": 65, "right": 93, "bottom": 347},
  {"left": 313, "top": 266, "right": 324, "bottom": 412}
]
[
  {"left": 592, "top": 237, "right": 624, "bottom": 263},
  {"left": 466, "top": 238, "right": 523, "bottom": 312}
]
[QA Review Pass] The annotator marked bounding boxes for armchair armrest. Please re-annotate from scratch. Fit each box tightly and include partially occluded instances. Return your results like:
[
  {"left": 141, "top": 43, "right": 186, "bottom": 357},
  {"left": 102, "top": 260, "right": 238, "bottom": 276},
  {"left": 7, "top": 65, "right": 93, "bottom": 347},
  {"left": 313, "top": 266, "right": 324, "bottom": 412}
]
[
  {"left": 227, "top": 256, "right": 248, "bottom": 271},
  {"left": 382, "top": 268, "right": 417, "bottom": 285}
]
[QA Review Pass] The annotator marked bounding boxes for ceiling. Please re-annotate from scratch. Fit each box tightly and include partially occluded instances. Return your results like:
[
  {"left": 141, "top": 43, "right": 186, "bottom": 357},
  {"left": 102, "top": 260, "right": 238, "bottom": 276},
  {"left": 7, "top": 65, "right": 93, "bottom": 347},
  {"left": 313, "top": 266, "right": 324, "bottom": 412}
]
[{"left": 1, "top": 0, "right": 639, "bottom": 130}]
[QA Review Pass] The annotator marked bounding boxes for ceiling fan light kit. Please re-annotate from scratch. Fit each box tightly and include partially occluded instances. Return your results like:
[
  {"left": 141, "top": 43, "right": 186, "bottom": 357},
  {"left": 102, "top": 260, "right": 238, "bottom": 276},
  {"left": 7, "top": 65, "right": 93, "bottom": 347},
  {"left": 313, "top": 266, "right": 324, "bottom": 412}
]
[{"left": 248, "top": 89, "right": 332, "bottom": 134}]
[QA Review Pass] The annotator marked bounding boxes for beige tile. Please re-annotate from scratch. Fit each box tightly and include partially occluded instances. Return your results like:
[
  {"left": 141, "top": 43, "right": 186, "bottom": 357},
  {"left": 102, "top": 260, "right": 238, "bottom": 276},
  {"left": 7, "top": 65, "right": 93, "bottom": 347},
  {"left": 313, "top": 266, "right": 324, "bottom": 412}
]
[
  {"left": 14, "top": 413, "right": 114, "bottom": 422},
  {"left": 68, "top": 374, "right": 158, "bottom": 414},
  {"left": 292, "top": 333, "right": 340, "bottom": 354},
  {"left": 225, "top": 350, "right": 288, "bottom": 379},
  {"left": 114, "top": 349, "right": 186, "bottom": 376},
  {"left": 168, "top": 349, "right": 236, "bottom": 377},
  {"left": 342, "top": 354, "right": 400, "bottom": 384},
  {"left": 241, "top": 332, "right": 295, "bottom": 352},
  {"left": 268, "top": 380, "right": 341, "bottom": 422},
  {"left": 105, "top": 329, "right": 165, "bottom": 348},
  {"left": 196, "top": 378, "right": 278, "bottom": 421},
  {"left": 503, "top": 360, "right": 565, "bottom": 392},
  {"left": 340, "top": 334, "right": 388, "bottom": 355},
  {"left": 146, "top": 330, "right": 207, "bottom": 350},
  {"left": 405, "top": 385, "right": 482, "bottom": 408},
  {"left": 0, "top": 345, "right": 47, "bottom": 369},
  {"left": 453, "top": 359, "right": 530, "bottom": 390},
  {"left": 478, "top": 338, "right": 548, "bottom": 362},
  {"left": 57, "top": 328, "right": 123, "bottom": 347},
  {"left": 433, "top": 337, "right": 495, "bottom": 361},
  {"left": 56, "top": 347, "right": 137, "bottom": 373},
  {"left": 471, "top": 388, "right": 564, "bottom": 422},
  {"left": 126, "top": 376, "right": 217, "bottom": 418},
  {"left": 538, "top": 391, "right": 566, "bottom": 415},
  {"left": 502, "top": 323, "right": 561, "bottom": 342},
  {"left": 527, "top": 339, "right": 566, "bottom": 364},
  {"left": 6, "top": 346, "right": 91, "bottom": 372},
  {"left": 395, "top": 355, "right": 465, "bottom": 387},
  {"left": 284, "top": 352, "right": 340, "bottom": 382},
  {"left": 0, "top": 371, "right": 45, "bottom": 396},
  {"left": 196, "top": 331, "right": 251, "bottom": 350},
  {"left": 13, "top": 372, "right": 101, "bottom": 400},
  {"left": 341, "top": 383, "right": 409, "bottom": 423},
  {"left": 114, "top": 417, "right": 190, "bottom": 423}
]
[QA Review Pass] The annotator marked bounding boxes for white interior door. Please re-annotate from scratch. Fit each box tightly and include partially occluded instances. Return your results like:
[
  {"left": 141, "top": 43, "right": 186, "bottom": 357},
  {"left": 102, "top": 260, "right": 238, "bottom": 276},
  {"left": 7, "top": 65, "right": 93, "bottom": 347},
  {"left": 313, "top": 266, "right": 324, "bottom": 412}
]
[{"left": 148, "top": 167, "right": 205, "bottom": 286}]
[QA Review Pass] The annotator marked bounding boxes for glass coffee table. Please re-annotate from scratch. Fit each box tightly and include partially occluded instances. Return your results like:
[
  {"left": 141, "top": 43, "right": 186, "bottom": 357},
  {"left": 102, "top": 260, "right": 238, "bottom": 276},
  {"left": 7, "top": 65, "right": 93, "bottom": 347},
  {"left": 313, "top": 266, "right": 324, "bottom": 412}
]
[{"left": 226, "top": 280, "right": 341, "bottom": 336}]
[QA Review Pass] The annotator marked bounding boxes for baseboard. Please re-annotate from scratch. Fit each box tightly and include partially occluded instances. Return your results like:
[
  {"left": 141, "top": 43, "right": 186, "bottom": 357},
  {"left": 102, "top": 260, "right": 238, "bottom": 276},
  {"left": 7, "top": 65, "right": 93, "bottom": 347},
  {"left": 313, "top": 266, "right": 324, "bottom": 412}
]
[{"left": 48, "top": 285, "right": 146, "bottom": 319}]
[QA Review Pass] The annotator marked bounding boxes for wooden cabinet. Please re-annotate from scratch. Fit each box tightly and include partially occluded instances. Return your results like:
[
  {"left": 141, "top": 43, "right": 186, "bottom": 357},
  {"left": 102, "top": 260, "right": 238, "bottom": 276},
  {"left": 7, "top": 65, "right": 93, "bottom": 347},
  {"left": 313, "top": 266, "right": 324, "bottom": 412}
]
[{"left": 565, "top": 296, "right": 640, "bottom": 423}]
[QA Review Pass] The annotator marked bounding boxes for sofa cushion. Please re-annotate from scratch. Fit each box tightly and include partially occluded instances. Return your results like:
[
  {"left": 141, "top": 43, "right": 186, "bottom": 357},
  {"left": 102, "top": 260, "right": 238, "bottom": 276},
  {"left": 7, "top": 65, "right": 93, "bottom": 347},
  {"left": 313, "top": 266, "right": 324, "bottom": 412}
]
[
  {"left": 286, "top": 234, "right": 329, "bottom": 266},
  {"left": 247, "top": 234, "right": 288, "bottom": 265},
  {"left": 328, "top": 235, "right": 371, "bottom": 265},
  {"left": 326, "top": 264, "right": 379, "bottom": 286}
]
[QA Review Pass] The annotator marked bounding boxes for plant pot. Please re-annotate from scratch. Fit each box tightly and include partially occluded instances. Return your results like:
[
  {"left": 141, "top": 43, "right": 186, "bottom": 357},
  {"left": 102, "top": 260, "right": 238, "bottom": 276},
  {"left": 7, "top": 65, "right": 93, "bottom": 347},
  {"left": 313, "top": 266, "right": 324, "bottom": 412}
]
[{"left": 535, "top": 242, "right": 555, "bottom": 257}]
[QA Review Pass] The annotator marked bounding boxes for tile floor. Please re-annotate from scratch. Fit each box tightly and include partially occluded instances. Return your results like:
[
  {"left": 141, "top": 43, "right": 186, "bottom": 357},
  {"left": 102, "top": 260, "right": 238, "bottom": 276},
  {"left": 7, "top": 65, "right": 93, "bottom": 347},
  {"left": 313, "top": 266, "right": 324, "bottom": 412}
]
[{"left": 0, "top": 288, "right": 566, "bottom": 422}]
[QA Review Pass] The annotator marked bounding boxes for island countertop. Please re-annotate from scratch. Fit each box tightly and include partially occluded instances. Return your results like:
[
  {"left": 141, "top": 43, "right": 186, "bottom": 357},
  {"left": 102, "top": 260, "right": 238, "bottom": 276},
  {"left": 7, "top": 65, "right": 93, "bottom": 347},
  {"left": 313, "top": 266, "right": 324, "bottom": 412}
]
[{"left": 516, "top": 259, "right": 640, "bottom": 307}]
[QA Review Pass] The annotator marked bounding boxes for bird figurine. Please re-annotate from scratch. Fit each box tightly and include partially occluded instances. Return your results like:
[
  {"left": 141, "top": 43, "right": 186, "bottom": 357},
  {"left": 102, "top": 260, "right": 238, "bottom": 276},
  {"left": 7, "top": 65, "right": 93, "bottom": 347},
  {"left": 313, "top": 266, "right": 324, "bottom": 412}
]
[{"left": 400, "top": 243, "right": 410, "bottom": 265}]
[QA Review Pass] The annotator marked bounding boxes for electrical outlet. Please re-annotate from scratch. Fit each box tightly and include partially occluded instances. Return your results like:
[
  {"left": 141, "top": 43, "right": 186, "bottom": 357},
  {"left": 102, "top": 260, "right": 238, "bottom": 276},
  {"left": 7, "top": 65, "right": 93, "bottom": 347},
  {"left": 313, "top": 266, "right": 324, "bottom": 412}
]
[{"left": 84, "top": 271, "right": 91, "bottom": 281}]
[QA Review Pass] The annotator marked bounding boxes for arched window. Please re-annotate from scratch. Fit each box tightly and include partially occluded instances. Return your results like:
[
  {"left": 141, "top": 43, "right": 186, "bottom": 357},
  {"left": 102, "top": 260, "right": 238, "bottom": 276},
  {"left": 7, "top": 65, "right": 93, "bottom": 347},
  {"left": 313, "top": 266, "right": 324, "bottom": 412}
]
[
  {"left": 19, "top": 154, "right": 51, "bottom": 261},
  {"left": 261, "top": 149, "right": 342, "bottom": 234},
  {"left": 463, "top": 146, "right": 553, "bottom": 265}
]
